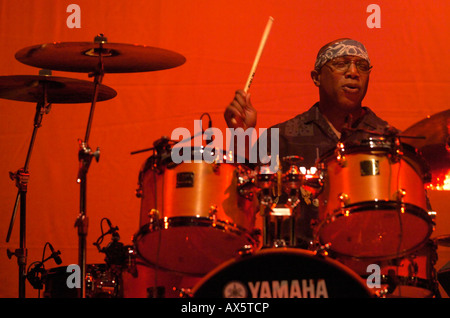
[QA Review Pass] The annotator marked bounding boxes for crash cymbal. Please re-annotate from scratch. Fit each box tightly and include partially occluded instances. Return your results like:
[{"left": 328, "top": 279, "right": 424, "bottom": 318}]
[
  {"left": 0, "top": 75, "right": 117, "bottom": 103},
  {"left": 402, "top": 109, "right": 450, "bottom": 189},
  {"left": 15, "top": 42, "right": 186, "bottom": 73}
]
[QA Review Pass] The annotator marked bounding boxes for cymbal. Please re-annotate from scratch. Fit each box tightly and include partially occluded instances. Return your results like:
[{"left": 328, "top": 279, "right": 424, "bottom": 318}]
[
  {"left": 0, "top": 75, "right": 117, "bottom": 103},
  {"left": 15, "top": 42, "right": 186, "bottom": 73},
  {"left": 402, "top": 109, "right": 450, "bottom": 188}
]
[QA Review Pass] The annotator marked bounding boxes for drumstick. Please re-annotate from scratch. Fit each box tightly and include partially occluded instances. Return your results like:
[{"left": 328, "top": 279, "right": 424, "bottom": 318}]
[
  {"left": 230, "top": 17, "right": 274, "bottom": 127},
  {"left": 244, "top": 16, "right": 274, "bottom": 93}
]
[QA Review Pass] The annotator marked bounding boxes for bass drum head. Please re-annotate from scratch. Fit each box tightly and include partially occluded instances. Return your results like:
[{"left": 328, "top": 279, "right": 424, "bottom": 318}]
[{"left": 192, "top": 248, "right": 373, "bottom": 298}]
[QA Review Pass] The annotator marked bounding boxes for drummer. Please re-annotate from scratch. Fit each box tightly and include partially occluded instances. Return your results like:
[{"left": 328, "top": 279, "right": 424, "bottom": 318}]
[{"left": 224, "top": 38, "right": 399, "bottom": 247}]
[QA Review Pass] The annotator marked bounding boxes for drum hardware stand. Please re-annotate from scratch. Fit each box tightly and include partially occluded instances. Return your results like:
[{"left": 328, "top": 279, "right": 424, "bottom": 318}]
[
  {"left": 74, "top": 34, "right": 106, "bottom": 298},
  {"left": 5, "top": 70, "right": 52, "bottom": 298}
]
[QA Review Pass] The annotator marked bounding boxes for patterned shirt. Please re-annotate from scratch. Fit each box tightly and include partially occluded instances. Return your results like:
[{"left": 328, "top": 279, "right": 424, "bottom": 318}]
[
  {"left": 260, "top": 102, "right": 396, "bottom": 168},
  {"left": 254, "top": 102, "right": 397, "bottom": 246}
]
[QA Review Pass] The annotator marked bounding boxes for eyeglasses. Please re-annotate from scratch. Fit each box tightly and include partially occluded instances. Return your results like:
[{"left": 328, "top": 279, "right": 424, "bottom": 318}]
[{"left": 325, "top": 58, "right": 373, "bottom": 73}]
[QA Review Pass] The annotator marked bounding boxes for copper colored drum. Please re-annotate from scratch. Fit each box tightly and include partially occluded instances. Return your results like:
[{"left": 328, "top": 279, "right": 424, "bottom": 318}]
[
  {"left": 192, "top": 248, "right": 373, "bottom": 298},
  {"left": 134, "top": 153, "right": 259, "bottom": 276},
  {"left": 316, "top": 140, "right": 433, "bottom": 259}
]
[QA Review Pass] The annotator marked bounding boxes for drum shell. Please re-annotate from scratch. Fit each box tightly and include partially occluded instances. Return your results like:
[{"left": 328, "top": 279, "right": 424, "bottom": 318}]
[
  {"left": 135, "top": 158, "right": 260, "bottom": 275},
  {"left": 138, "top": 161, "right": 258, "bottom": 232}
]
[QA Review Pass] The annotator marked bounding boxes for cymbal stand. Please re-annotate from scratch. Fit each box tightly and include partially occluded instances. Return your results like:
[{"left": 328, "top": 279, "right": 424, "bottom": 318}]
[
  {"left": 6, "top": 70, "right": 52, "bottom": 298},
  {"left": 74, "top": 34, "right": 105, "bottom": 298}
]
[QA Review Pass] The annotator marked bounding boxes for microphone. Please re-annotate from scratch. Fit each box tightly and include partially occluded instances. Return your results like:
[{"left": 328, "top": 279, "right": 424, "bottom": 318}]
[{"left": 48, "top": 243, "right": 63, "bottom": 265}]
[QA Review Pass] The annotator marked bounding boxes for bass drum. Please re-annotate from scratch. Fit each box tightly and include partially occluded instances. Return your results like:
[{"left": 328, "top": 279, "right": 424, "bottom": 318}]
[
  {"left": 192, "top": 248, "right": 373, "bottom": 298},
  {"left": 316, "top": 139, "right": 433, "bottom": 259},
  {"left": 134, "top": 148, "right": 260, "bottom": 276}
]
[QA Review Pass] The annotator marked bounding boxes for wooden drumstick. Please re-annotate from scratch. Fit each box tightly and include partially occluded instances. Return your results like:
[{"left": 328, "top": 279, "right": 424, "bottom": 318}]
[
  {"left": 244, "top": 16, "right": 274, "bottom": 93},
  {"left": 230, "top": 17, "right": 274, "bottom": 127}
]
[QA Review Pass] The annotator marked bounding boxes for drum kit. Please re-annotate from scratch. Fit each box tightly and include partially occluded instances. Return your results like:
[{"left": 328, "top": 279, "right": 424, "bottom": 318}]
[{"left": 3, "top": 35, "right": 450, "bottom": 299}]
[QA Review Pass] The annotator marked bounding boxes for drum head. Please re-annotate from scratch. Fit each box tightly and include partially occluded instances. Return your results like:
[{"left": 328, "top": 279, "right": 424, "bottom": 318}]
[
  {"left": 318, "top": 202, "right": 433, "bottom": 259},
  {"left": 192, "top": 248, "right": 373, "bottom": 298},
  {"left": 135, "top": 220, "right": 256, "bottom": 276}
]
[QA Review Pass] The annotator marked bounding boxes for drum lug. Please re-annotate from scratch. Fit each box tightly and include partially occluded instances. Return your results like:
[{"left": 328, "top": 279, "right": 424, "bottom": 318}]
[
  {"left": 237, "top": 244, "right": 255, "bottom": 256},
  {"left": 148, "top": 209, "right": 161, "bottom": 230},
  {"left": 396, "top": 188, "right": 406, "bottom": 213},
  {"left": 389, "top": 136, "right": 403, "bottom": 163},
  {"left": 315, "top": 243, "right": 331, "bottom": 256},
  {"left": 336, "top": 142, "right": 347, "bottom": 167},
  {"left": 338, "top": 193, "right": 350, "bottom": 216},
  {"left": 396, "top": 188, "right": 406, "bottom": 201},
  {"left": 135, "top": 186, "right": 143, "bottom": 198},
  {"left": 209, "top": 205, "right": 218, "bottom": 222},
  {"left": 178, "top": 288, "right": 193, "bottom": 298}
]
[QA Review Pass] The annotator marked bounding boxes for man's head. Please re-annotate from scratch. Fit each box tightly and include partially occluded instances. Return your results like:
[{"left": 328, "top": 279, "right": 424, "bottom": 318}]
[{"left": 311, "top": 38, "right": 372, "bottom": 113}]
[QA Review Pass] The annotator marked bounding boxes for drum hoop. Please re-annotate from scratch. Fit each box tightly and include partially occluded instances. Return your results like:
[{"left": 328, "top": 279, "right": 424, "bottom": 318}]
[
  {"left": 333, "top": 201, "right": 433, "bottom": 223},
  {"left": 135, "top": 216, "right": 255, "bottom": 238}
]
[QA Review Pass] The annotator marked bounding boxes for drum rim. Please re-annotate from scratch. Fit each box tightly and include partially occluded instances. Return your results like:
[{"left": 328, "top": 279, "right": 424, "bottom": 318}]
[
  {"left": 325, "top": 201, "right": 433, "bottom": 224},
  {"left": 316, "top": 201, "right": 434, "bottom": 260},
  {"left": 191, "top": 247, "right": 374, "bottom": 298},
  {"left": 140, "top": 146, "right": 255, "bottom": 173},
  {"left": 134, "top": 216, "right": 257, "bottom": 239}
]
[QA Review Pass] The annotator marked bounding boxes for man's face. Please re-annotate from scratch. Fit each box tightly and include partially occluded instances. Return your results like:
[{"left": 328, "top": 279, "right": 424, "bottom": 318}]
[{"left": 313, "top": 55, "right": 371, "bottom": 112}]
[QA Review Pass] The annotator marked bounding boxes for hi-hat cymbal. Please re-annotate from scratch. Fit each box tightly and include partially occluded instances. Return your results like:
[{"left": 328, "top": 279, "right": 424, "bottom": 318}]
[
  {"left": 15, "top": 42, "right": 186, "bottom": 73},
  {"left": 0, "top": 75, "right": 117, "bottom": 103},
  {"left": 402, "top": 109, "right": 450, "bottom": 188}
]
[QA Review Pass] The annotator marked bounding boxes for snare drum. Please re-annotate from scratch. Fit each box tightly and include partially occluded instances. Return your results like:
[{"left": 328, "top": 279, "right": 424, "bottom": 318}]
[
  {"left": 192, "top": 248, "right": 373, "bottom": 298},
  {"left": 134, "top": 148, "right": 259, "bottom": 275},
  {"left": 316, "top": 139, "right": 433, "bottom": 259}
]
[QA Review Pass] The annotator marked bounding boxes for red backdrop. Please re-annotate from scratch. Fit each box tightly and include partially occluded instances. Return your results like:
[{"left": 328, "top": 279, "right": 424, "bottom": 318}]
[{"left": 0, "top": 0, "right": 449, "bottom": 298}]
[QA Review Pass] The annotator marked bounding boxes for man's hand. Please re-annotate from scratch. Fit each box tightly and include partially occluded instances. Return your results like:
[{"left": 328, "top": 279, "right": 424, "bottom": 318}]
[{"left": 224, "top": 89, "right": 257, "bottom": 129}]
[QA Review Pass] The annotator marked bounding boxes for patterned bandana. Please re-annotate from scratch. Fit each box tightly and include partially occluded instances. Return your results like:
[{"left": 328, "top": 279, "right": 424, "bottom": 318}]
[{"left": 314, "top": 39, "right": 370, "bottom": 70}]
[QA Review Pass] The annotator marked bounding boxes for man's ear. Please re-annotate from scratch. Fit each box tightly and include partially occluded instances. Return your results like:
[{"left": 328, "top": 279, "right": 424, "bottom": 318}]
[{"left": 311, "top": 69, "right": 320, "bottom": 87}]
